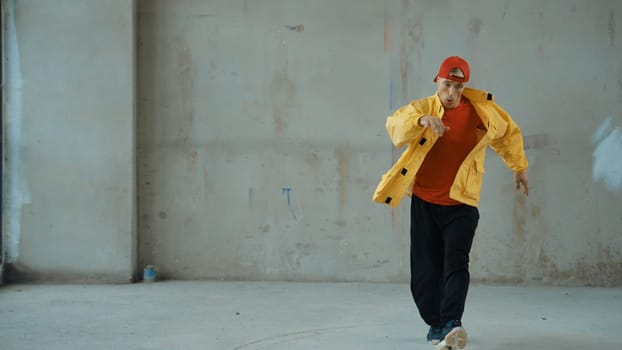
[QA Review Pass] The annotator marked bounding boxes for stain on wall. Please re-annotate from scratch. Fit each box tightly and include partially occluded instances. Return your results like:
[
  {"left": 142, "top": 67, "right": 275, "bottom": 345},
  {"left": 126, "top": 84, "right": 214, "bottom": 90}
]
[
  {"left": 335, "top": 144, "right": 352, "bottom": 227},
  {"left": 523, "top": 134, "right": 550, "bottom": 150},
  {"left": 384, "top": 7, "right": 390, "bottom": 52},
  {"left": 609, "top": 9, "right": 616, "bottom": 47},
  {"left": 537, "top": 246, "right": 622, "bottom": 286},
  {"left": 399, "top": 9, "right": 424, "bottom": 104},
  {"left": 468, "top": 17, "right": 484, "bottom": 35},
  {"left": 270, "top": 32, "right": 296, "bottom": 137},
  {"left": 510, "top": 193, "right": 528, "bottom": 278},
  {"left": 176, "top": 39, "right": 195, "bottom": 122}
]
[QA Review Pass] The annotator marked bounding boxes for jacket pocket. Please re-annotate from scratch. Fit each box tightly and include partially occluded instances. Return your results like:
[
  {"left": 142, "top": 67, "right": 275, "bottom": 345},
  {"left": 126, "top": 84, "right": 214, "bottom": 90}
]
[
  {"left": 373, "top": 148, "right": 418, "bottom": 207},
  {"left": 373, "top": 164, "right": 410, "bottom": 206},
  {"left": 462, "top": 158, "right": 485, "bottom": 200}
]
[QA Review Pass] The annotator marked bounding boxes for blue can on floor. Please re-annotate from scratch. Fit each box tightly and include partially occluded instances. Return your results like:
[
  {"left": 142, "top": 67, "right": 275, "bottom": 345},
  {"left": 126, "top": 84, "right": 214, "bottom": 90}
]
[{"left": 143, "top": 265, "right": 157, "bottom": 282}]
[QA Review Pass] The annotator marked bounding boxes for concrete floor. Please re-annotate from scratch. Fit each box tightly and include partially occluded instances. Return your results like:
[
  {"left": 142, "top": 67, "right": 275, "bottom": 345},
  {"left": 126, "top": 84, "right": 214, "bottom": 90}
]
[{"left": 0, "top": 281, "right": 621, "bottom": 350}]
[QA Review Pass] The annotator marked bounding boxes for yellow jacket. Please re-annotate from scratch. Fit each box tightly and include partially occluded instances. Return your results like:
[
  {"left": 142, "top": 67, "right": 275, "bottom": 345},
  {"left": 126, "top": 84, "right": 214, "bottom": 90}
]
[{"left": 373, "top": 87, "right": 528, "bottom": 208}]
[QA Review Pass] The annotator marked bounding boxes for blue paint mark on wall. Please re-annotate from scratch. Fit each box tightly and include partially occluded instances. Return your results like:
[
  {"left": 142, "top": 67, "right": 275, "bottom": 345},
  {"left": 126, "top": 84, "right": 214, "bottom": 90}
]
[
  {"left": 282, "top": 187, "right": 292, "bottom": 206},
  {"left": 281, "top": 187, "right": 298, "bottom": 221}
]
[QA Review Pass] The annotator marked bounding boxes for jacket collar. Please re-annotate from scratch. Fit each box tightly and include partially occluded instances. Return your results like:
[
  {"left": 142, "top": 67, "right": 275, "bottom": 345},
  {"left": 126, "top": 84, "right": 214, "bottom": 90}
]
[{"left": 462, "top": 87, "right": 494, "bottom": 102}]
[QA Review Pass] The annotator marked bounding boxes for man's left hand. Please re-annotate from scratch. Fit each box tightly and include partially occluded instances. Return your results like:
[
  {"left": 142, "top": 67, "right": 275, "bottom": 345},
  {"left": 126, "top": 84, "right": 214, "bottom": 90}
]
[{"left": 515, "top": 172, "right": 529, "bottom": 195}]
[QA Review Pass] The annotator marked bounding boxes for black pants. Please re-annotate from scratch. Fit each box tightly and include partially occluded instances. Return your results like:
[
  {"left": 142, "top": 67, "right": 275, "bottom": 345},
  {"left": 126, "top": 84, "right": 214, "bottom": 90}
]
[{"left": 410, "top": 195, "right": 479, "bottom": 327}]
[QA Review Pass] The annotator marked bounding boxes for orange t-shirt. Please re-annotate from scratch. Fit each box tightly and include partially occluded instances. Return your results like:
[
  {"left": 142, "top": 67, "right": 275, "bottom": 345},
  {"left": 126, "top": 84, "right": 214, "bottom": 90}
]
[{"left": 412, "top": 97, "right": 483, "bottom": 205}]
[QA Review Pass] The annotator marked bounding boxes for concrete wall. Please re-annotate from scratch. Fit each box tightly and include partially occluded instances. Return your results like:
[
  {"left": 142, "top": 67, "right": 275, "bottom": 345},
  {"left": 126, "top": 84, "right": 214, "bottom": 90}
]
[
  {"left": 3, "top": 0, "right": 137, "bottom": 282},
  {"left": 138, "top": 0, "right": 393, "bottom": 281},
  {"left": 137, "top": 0, "right": 622, "bottom": 285},
  {"left": 2, "top": 0, "right": 620, "bottom": 286}
]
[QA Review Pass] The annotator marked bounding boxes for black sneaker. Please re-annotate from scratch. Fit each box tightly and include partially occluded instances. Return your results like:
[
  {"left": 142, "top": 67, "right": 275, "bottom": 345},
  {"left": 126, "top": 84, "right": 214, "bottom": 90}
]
[
  {"left": 426, "top": 325, "right": 443, "bottom": 345},
  {"left": 436, "top": 320, "right": 467, "bottom": 350}
]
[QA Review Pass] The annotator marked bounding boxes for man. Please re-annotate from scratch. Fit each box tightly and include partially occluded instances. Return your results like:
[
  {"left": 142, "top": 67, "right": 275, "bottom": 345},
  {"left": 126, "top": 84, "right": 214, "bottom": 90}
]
[{"left": 373, "top": 56, "right": 529, "bottom": 349}]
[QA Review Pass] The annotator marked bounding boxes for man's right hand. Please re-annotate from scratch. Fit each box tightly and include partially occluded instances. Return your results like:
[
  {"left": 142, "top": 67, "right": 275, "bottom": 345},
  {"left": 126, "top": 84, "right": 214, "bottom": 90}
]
[{"left": 418, "top": 116, "right": 450, "bottom": 137}]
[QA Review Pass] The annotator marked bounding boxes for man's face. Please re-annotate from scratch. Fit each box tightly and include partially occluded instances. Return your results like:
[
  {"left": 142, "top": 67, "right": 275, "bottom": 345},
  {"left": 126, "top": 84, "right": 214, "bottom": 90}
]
[{"left": 436, "top": 77, "right": 465, "bottom": 109}]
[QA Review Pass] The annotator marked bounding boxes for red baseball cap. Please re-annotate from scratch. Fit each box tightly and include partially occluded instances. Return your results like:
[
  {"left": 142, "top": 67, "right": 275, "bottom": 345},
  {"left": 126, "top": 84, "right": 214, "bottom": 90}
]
[{"left": 434, "top": 56, "right": 470, "bottom": 83}]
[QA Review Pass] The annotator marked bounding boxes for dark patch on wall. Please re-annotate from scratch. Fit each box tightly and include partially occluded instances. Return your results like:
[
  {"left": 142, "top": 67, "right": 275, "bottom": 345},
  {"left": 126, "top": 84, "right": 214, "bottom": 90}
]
[
  {"left": 399, "top": 11, "right": 423, "bottom": 103},
  {"left": 543, "top": 258, "right": 622, "bottom": 287},
  {"left": 609, "top": 9, "right": 616, "bottom": 47},
  {"left": 395, "top": 0, "right": 424, "bottom": 105},
  {"left": 176, "top": 41, "right": 195, "bottom": 122},
  {"left": 248, "top": 188, "right": 255, "bottom": 211},
  {"left": 522, "top": 133, "right": 550, "bottom": 150},
  {"left": 384, "top": 14, "right": 390, "bottom": 52},
  {"left": 371, "top": 259, "right": 390, "bottom": 268},
  {"left": 186, "top": 149, "right": 198, "bottom": 171},
  {"left": 335, "top": 145, "right": 352, "bottom": 226},
  {"left": 402, "top": 0, "right": 409, "bottom": 12},
  {"left": 472, "top": 275, "right": 523, "bottom": 285},
  {"left": 175, "top": 37, "right": 198, "bottom": 173},
  {"left": 305, "top": 152, "right": 322, "bottom": 175},
  {"left": 477, "top": 243, "right": 622, "bottom": 286},
  {"left": 400, "top": 46, "right": 409, "bottom": 103},
  {"left": 468, "top": 17, "right": 484, "bottom": 35},
  {"left": 509, "top": 193, "right": 528, "bottom": 279},
  {"left": 536, "top": 44, "right": 544, "bottom": 59},
  {"left": 3, "top": 263, "right": 133, "bottom": 284},
  {"left": 537, "top": 246, "right": 550, "bottom": 267},
  {"left": 531, "top": 206, "right": 541, "bottom": 218},
  {"left": 503, "top": 1, "right": 509, "bottom": 18},
  {"left": 534, "top": 243, "right": 622, "bottom": 287},
  {"left": 285, "top": 24, "right": 304, "bottom": 32},
  {"left": 512, "top": 195, "right": 528, "bottom": 240},
  {"left": 273, "top": 112, "right": 288, "bottom": 136},
  {"left": 270, "top": 42, "right": 296, "bottom": 137},
  {"left": 409, "top": 15, "right": 424, "bottom": 59}
]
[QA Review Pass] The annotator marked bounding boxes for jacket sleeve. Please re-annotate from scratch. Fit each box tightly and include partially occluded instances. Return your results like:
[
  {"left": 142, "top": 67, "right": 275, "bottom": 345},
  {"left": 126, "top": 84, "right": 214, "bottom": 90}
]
[
  {"left": 489, "top": 104, "right": 529, "bottom": 173},
  {"left": 385, "top": 102, "right": 427, "bottom": 148}
]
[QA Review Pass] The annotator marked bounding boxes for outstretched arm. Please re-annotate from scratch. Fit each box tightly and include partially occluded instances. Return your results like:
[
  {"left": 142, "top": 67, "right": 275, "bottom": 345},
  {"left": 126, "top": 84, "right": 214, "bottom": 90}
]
[
  {"left": 489, "top": 104, "right": 529, "bottom": 195},
  {"left": 385, "top": 103, "right": 427, "bottom": 147},
  {"left": 515, "top": 172, "right": 529, "bottom": 196}
]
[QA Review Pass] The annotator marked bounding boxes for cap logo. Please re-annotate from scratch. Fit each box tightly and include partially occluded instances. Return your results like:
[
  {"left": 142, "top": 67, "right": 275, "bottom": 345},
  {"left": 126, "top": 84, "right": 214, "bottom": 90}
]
[
  {"left": 448, "top": 68, "right": 465, "bottom": 80},
  {"left": 434, "top": 56, "right": 470, "bottom": 83}
]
